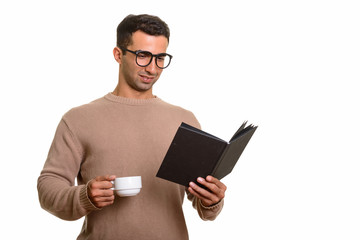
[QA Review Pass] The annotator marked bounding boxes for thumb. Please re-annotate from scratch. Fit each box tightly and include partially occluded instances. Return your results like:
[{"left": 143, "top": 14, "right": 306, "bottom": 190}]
[
  {"left": 106, "top": 175, "right": 116, "bottom": 181},
  {"left": 95, "top": 175, "right": 116, "bottom": 181}
]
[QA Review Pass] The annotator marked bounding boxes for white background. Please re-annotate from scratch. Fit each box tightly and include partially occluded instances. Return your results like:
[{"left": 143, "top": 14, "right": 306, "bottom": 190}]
[{"left": 1, "top": 0, "right": 359, "bottom": 239}]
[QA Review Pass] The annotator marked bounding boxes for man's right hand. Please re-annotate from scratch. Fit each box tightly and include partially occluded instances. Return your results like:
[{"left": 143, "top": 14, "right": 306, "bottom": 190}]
[{"left": 87, "top": 175, "right": 116, "bottom": 208}]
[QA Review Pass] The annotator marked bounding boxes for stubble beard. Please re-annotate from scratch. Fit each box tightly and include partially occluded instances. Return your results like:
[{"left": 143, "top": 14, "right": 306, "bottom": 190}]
[{"left": 126, "top": 72, "right": 158, "bottom": 93}]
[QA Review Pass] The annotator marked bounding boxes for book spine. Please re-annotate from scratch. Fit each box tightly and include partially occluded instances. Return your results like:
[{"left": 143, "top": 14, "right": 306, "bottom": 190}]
[{"left": 211, "top": 144, "right": 230, "bottom": 179}]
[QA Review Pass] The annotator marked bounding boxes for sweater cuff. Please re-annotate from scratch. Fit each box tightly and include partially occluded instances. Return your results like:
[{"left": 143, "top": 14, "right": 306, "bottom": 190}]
[
  {"left": 199, "top": 198, "right": 224, "bottom": 210},
  {"left": 79, "top": 183, "right": 101, "bottom": 212},
  {"left": 197, "top": 198, "right": 224, "bottom": 221}
]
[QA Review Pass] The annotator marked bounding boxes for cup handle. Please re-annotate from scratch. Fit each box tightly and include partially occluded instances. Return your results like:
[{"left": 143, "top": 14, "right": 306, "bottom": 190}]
[{"left": 110, "top": 180, "right": 115, "bottom": 190}]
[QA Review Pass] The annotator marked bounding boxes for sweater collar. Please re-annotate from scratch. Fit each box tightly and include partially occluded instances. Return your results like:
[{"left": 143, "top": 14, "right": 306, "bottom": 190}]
[{"left": 104, "top": 92, "right": 162, "bottom": 105}]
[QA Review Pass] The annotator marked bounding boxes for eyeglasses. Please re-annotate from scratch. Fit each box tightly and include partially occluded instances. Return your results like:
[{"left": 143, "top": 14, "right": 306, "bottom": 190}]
[{"left": 120, "top": 47, "right": 173, "bottom": 69}]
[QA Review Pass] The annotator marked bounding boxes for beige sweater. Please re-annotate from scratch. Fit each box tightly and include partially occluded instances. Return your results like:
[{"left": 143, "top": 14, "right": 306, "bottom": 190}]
[{"left": 38, "top": 93, "right": 223, "bottom": 240}]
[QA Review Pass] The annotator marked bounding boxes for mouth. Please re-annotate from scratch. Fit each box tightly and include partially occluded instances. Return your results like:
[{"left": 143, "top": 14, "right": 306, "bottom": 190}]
[{"left": 139, "top": 74, "right": 155, "bottom": 83}]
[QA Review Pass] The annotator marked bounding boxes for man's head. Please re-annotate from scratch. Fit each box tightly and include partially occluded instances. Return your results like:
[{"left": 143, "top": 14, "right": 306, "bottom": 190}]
[
  {"left": 113, "top": 14, "right": 171, "bottom": 99},
  {"left": 116, "top": 14, "right": 170, "bottom": 51}
]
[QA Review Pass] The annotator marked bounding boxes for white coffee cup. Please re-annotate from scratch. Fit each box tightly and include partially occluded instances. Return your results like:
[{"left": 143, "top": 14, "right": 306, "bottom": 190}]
[{"left": 111, "top": 176, "right": 142, "bottom": 197}]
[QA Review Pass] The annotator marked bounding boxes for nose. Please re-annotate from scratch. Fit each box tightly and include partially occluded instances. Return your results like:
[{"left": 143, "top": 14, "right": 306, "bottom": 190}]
[{"left": 144, "top": 58, "right": 158, "bottom": 74}]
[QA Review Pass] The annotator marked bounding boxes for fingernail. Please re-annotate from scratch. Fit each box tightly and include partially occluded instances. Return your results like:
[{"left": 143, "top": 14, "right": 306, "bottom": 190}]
[{"left": 198, "top": 177, "right": 204, "bottom": 182}]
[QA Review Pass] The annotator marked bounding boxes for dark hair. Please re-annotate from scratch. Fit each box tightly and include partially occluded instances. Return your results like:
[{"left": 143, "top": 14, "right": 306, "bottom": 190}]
[{"left": 116, "top": 14, "right": 170, "bottom": 51}]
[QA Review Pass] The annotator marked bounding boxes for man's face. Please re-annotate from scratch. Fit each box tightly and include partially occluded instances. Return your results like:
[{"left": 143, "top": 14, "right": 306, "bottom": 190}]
[{"left": 118, "top": 31, "right": 169, "bottom": 94}]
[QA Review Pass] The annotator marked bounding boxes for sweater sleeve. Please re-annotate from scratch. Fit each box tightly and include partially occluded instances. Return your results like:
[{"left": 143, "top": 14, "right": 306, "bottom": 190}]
[
  {"left": 186, "top": 189, "right": 224, "bottom": 221},
  {"left": 182, "top": 112, "right": 224, "bottom": 220},
  {"left": 37, "top": 118, "right": 98, "bottom": 220}
]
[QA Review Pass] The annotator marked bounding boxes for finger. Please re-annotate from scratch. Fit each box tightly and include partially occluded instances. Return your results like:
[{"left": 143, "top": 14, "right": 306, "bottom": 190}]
[
  {"left": 197, "top": 177, "right": 222, "bottom": 196},
  {"left": 92, "top": 175, "right": 116, "bottom": 190},
  {"left": 197, "top": 177, "right": 226, "bottom": 202},
  {"left": 92, "top": 196, "right": 115, "bottom": 208},
  {"left": 92, "top": 195, "right": 115, "bottom": 203},
  {"left": 206, "top": 176, "right": 227, "bottom": 191},
  {"left": 88, "top": 188, "right": 115, "bottom": 199},
  {"left": 91, "top": 180, "right": 113, "bottom": 190},
  {"left": 203, "top": 176, "right": 227, "bottom": 198},
  {"left": 99, "top": 189, "right": 115, "bottom": 197},
  {"left": 188, "top": 185, "right": 216, "bottom": 207},
  {"left": 95, "top": 175, "right": 116, "bottom": 182},
  {"left": 188, "top": 184, "right": 208, "bottom": 201},
  {"left": 106, "top": 175, "right": 116, "bottom": 181},
  {"left": 189, "top": 182, "right": 213, "bottom": 200}
]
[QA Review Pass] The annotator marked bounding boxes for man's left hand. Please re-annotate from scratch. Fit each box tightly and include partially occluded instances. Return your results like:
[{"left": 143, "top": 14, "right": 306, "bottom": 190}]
[{"left": 188, "top": 176, "right": 227, "bottom": 207}]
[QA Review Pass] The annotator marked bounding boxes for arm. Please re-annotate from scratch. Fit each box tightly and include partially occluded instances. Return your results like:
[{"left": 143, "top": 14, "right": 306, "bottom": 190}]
[
  {"left": 186, "top": 176, "right": 226, "bottom": 221},
  {"left": 37, "top": 119, "right": 97, "bottom": 220}
]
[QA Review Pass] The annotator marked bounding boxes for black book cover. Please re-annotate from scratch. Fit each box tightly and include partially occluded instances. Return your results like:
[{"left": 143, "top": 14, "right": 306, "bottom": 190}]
[{"left": 156, "top": 121, "right": 257, "bottom": 186}]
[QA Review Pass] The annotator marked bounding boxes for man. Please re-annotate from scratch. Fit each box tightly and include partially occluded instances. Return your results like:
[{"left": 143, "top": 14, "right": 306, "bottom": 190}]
[{"left": 38, "top": 14, "right": 227, "bottom": 240}]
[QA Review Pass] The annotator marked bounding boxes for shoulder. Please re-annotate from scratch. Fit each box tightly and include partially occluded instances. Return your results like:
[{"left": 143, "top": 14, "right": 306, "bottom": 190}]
[
  {"left": 157, "top": 98, "right": 201, "bottom": 129},
  {"left": 61, "top": 95, "right": 108, "bottom": 125}
]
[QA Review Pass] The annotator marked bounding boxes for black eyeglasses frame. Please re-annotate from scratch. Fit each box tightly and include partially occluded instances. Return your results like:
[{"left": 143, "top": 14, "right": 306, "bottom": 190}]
[{"left": 119, "top": 47, "right": 173, "bottom": 69}]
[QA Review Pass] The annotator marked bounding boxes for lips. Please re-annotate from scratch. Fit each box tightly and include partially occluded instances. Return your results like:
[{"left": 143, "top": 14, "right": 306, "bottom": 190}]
[{"left": 139, "top": 74, "right": 155, "bottom": 83}]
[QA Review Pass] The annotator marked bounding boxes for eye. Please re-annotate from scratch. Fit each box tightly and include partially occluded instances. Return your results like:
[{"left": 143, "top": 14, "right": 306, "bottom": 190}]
[
  {"left": 137, "top": 51, "right": 151, "bottom": 59},
  {"left": 157, "top": 54, "right": 167, "bottom": 62}
]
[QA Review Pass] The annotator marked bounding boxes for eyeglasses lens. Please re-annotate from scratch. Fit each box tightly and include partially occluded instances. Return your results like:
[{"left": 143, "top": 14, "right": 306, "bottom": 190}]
[
  {"left": 136, "top": 51, "right": 171, "bottom": 69},
  {"left": 136, "top": 52, "right": 152, "bottom": 67},
  {"left": 155, "top": 54, "right": 171, "bottom": 69}
]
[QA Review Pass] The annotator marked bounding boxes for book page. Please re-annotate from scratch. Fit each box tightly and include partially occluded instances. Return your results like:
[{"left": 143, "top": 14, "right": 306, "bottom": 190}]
[{"left": 181, "top": 122, "right": 226, "bottom": 142}]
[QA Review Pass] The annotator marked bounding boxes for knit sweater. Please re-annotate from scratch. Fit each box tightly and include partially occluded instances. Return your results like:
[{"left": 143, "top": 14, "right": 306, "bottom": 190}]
[{"left": 37, "top": 93, "right": 224, "bottom": 240}]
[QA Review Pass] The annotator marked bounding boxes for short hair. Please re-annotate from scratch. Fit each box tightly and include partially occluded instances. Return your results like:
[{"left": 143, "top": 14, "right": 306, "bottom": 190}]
[{"left": 116, "top": 14, "right": 170, "bottom": 51}]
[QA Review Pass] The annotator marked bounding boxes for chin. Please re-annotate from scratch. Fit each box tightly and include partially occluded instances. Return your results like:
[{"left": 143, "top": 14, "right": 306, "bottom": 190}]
[
  {"left": 138, "top": 80, "right": 157, "bottom": 91},
  {"left": 134, "top": 83, "right": 155, "bottom": 92}
]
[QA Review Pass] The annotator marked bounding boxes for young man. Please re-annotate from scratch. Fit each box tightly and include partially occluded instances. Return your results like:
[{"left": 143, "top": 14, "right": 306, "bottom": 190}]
[{"left": 38, "top": 14, "right": 226, "bottom": 240}]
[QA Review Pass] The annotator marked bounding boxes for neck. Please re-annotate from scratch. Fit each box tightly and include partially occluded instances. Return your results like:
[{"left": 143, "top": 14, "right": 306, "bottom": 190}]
[{"left": 112, "top": 85, "right": 155, "bottom": 99}]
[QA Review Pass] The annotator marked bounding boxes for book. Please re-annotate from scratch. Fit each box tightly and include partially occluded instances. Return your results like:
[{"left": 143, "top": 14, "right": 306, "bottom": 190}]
[{"left": 156, "top": 121, "right": 257, "bottom": 187}]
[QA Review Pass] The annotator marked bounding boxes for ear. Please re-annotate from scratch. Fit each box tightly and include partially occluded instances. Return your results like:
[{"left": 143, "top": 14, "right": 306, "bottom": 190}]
[{"left": 113, "top": 47, "right": 122, "bottom": 64}]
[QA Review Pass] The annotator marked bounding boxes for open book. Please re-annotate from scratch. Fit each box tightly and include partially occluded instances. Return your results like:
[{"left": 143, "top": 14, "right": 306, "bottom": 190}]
[{"left": 156, "top": 121, "right": 257, "bottom": 187}]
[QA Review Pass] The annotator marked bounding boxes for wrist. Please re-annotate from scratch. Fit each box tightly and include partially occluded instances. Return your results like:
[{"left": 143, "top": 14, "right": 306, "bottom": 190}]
[
  {"left": 199, "top": 198, "right": 223, "bottom": 209},
  {"left": 80, "top": 182, "right": 101, "bottom": 211}
]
